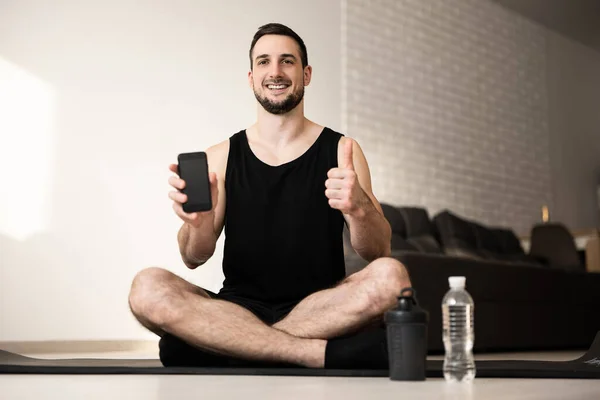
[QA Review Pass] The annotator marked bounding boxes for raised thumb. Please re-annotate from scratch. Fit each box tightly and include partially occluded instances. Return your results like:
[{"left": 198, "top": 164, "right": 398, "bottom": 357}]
[{"left": 343, "top": 139, "right": 354, "bottom": 170}]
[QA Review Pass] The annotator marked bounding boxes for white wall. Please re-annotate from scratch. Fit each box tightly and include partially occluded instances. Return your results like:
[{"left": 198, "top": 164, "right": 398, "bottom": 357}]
[
  {"left": 0, "top": 0, "right": 341, "bottom": 341},
  {"left": 546, "top": 30, "right": 600, "bottom": 229},
  {"left": 343, "top": 0, "right": 552, "bottom": 235}
]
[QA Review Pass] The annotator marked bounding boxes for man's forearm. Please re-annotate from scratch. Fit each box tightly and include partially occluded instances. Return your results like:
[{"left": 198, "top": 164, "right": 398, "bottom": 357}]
[
  {"left": 346, "top": 199, "right": 392, "bottom": 262},
  {"left": 178, "top": 222, "right": 218, "bottom": 269}
]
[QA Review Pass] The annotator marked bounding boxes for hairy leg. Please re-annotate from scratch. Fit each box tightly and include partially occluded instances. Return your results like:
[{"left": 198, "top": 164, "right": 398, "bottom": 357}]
[
  {"left": 128, "top": 267, "right": 325, "bottom": 368},
  {"left": 127, "top": 270, "right": 210, "bottom": 338},
  {"left": 272, "top": 257, "right": 411, "bottom": 339}
]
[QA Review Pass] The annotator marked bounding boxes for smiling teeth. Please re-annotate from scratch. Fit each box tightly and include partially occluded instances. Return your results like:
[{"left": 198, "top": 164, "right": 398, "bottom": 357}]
[{"left": 268, "top": 85, "right": 287, "bottom": 89}]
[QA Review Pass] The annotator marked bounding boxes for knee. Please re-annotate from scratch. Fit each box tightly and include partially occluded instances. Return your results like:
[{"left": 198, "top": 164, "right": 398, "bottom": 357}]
[
  {"left": 360, "top": 257, "right": 411, "bottom": 314},
  {"left": 128, "top": 267, "right": 183, "bottom": 327}
]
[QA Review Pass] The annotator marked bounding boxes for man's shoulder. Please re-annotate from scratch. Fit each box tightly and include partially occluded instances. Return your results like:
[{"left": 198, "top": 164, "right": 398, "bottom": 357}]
[
  {"left": 205, "top": 137, "right": 233, "bottom": 178},
  {"left": 319, "top": 125, "right": 347, "bottom": 141},
  {"left": 206, "top": 138, "right": 230, "bottom": 157},
  {"left": 206, "top": 129, "right": 247, "bottom": 158}
]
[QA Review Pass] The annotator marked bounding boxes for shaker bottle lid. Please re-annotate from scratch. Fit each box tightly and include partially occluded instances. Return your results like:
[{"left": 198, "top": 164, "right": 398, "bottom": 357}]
[
  {"left": 384, "top": 287, "right": 429, "bottom": 324},
  {"left": 449, "top": 276, "right": 466, "bottom": 289}
]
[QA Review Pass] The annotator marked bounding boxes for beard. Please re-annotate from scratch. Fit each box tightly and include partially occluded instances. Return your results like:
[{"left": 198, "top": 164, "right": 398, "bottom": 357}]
[{"left": 253, "top": 82, "right": 304, "bottom": 115}]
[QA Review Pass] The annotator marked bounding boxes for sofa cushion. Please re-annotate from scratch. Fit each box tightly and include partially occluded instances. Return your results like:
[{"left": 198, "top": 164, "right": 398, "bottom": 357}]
[
  {"left": 379, "top": 204, "right": 441, "bottom": 253},
  {"left": 493, "top": 228, "right": 526, "bottom": 255},
  {"left": 433, "top": 210, "right": 541, "bottom": 265},
  {"left": 483, "top": 228, "right": 547, "bottom": 265},
  {"left": 398, "top": 207, "right": 434, "bottom": 237},
  {"left": 473, "top": 222, "right": 503, "bottom": 254},
  {"left": 381, "top": 204, "right": 419, "bottom": 252},
  {"left": 473, "top": 223, "right": 541, "bottom": 265},
  {"left": 381, "top": 204, "right": 406, "bottom": 237},
  {"left": 392, "top": 234, "right": 419, "bottom": 252},
  {"left": 433, "top": 210, "right": 479, "bottom": 254},
  {"left": 399, "top": 207, "right": 442, "bottom": 253}
]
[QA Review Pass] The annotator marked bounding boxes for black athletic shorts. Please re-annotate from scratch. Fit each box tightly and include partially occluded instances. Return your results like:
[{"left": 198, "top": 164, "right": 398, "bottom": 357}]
[
  {"left": 207, "top": 289, "right": 300, "bottom": 325},
  {"left": 158, "top": 290, "right": 301, "bottom": 368}
]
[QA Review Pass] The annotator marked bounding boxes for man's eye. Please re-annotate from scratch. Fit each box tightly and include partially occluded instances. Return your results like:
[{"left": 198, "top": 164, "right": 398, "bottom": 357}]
[
  {"left": 258, "top": 60, "right": 268, "bottom": 65},
  {"left": 282, "top": 59, "right": 293, "bottom": 64}
]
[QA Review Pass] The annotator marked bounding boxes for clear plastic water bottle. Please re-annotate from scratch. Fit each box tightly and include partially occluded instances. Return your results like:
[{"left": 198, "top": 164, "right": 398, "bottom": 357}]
[{"left": 442, "top": 276, "right": 476, "bottom": 382}]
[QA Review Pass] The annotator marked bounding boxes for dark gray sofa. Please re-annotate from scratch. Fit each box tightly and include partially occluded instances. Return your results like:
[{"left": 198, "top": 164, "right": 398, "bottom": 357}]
[{"left": 344, "top": 205, "right": 600, "bottom": 353}]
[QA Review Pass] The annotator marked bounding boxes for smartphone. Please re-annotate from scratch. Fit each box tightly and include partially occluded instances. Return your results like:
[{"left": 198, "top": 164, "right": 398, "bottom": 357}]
[{"left": 177, "top": 151, "right": 212, "bottom": 213}]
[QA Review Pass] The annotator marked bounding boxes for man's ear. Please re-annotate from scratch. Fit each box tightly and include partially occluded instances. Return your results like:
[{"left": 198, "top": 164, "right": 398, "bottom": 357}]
[
  {"left": 303, "top": 65, "right": 313, "bottom": 86},
  {"left": 248, "top": 70, "right": 253, "bottom": 88}
]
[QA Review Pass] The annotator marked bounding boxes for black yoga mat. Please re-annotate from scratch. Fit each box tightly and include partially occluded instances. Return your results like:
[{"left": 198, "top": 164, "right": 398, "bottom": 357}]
[{"left": 2, "top": 332, "right": 600, "bottom": 378}]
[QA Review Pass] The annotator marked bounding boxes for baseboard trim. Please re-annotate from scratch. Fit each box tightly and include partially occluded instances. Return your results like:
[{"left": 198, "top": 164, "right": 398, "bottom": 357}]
[{"left": 0, "top": 340, "right": 158, "bottom": 354}]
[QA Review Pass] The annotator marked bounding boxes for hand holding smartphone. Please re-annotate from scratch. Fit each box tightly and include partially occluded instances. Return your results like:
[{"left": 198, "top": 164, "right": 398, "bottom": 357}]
[{"left": 176, "top": 151, "right": 213, "bottom": 213}]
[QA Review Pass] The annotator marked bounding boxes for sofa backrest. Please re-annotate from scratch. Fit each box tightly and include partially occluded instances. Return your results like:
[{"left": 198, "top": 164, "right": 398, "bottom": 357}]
[
  {"left": 380, "top": 204, "right": 419, "bottom": 251},
  {"left": 380, "top": 204, "right": 442, "bottom": 254},
  {"left": 432, "top": 210, "right": 481, "bottom": 259},
  {"left": 432, "top": 210, "right": 540, "bottom": 265},
  {"left": 358, "top": 204, "right": 542, "bottom": 265},
  {"left": 398, "top": 207, "right": 442, "bottom": 253},
  {"left": 493, "top": 227, "right": 528, "bottom": 255}
]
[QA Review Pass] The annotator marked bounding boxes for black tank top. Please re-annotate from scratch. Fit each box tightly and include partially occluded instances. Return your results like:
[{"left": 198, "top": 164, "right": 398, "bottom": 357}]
[{"left": 220, "top": 127, "right": 346, "bottom": 303}]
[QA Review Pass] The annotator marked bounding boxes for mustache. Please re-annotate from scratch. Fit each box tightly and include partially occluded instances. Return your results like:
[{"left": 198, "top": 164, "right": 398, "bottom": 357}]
[{"left": 264, "top": 78, "right": 292, "bottom": 85}]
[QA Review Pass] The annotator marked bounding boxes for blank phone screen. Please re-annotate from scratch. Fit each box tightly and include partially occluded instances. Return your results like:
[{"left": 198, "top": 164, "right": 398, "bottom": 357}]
[{"left": 179, "top": 158, "right": 210, "bottom": 205}]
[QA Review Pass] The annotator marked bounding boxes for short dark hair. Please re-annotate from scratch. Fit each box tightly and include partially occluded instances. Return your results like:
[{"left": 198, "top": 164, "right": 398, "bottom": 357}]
[{"left": 249, "top": 23, "right": 308, "bottom": 69}]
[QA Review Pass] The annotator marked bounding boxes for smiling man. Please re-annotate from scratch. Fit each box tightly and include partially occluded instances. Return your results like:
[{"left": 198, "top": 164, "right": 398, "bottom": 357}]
[{"left": 128, "top": 23, "right": 411, "bottom": 369}]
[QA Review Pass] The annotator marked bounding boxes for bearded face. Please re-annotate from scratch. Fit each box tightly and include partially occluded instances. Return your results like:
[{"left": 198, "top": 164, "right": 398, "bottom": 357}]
[
  {"left": 253, "top": 76, "right": 304, "bottom": 115},
  {"left": 249, "top": 35, "right": 310, "bottom": 115}
]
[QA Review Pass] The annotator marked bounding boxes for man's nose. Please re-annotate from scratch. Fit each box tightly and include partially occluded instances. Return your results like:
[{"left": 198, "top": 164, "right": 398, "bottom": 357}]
[{"left": 269, "top": 62, "right": 283, "bottom": 77}]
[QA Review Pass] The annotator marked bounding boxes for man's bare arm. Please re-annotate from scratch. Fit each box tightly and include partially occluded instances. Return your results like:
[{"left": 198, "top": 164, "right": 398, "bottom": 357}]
[
  {"left": 177, "top": 219, "right": 218, "bottom": 269},
  {"left": 170, "top": 140, "right": 229, "bottom": 269},
  {"left": 330, "top": 137, "right": 391, "bottom": 261}
]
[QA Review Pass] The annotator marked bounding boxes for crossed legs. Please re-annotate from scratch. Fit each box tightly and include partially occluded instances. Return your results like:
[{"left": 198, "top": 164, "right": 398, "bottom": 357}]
[{"left": 128, "top": 257, "right": 411, "bottom": 368}]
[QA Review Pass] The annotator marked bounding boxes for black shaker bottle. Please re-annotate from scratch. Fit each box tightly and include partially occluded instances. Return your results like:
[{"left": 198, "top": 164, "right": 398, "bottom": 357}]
[{"left": 384, "top": 287, "right": 429, "bottom": 381}]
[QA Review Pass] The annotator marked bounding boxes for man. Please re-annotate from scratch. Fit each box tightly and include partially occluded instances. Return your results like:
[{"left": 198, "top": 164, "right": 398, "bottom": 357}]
[{"left": 128, "top": 23, "right": 411, "bottom": 369}]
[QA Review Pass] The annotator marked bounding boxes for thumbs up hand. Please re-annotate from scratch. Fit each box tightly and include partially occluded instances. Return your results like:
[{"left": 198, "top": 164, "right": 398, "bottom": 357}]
[{"left": 325, "top": 138, "right": 368, "bottom": 216}]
